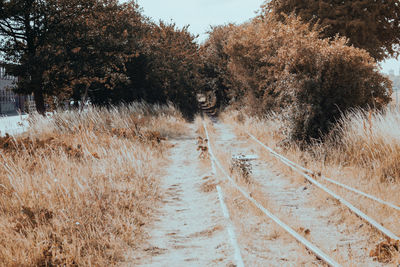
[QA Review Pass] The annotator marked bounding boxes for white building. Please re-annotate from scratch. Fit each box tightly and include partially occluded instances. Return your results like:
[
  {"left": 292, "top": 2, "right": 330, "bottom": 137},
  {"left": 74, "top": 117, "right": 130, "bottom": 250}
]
[
  {"left": 388, "top": 69, "right": 400, "bottom": 91},
  {"left": 0, "top": 65, "right": 34, "bottom": 114}
]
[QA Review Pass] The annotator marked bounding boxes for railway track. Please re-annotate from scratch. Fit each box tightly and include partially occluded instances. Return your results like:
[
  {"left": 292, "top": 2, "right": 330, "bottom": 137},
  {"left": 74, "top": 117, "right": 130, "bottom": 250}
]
[
  {"left": 202, "top": 119, "right": 399, "bottom": 266},
  {"left": 199, "top": 100, "right": 218, "bottom": 122},
  {"left": 248, "top": 134, "right": 400, "bottom": 213}
]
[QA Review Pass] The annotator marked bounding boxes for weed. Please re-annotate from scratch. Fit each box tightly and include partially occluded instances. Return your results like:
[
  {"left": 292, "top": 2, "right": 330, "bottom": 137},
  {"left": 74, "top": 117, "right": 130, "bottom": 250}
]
[
  {"left": 196, "top": 136, "right": 209, "bottom": 159},
  {"left": 230, "top": 154, "right": 252, "bottom": 183},
  {"left": 370, "top": 238, "right": 400, "bottom": 263}
]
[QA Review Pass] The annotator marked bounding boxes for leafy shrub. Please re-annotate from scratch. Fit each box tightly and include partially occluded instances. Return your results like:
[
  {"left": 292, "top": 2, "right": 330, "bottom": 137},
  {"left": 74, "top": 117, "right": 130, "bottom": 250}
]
[{"left": 224, "top": 15, "right": 392, "bottom": 143}]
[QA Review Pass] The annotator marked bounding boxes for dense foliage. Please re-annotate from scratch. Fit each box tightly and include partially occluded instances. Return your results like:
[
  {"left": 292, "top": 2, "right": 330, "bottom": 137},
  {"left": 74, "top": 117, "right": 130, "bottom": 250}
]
[
  {"left": 0, "top": 0, "right": 394, "bottom": 136},
  {"left": 200, "top": 25, "right": 238, "bottom": 110},
  {"left": 264, "top": 0, "right": 400, "bottom": 61},
  {"left": 138, "top": 23, "right": 201, "bottom": 119},
  {"left": 203, "top": 15, "right": 392, "bottom": 143},
  {"left": 0, "top": 0, "right": 200, "bottom": 118}
]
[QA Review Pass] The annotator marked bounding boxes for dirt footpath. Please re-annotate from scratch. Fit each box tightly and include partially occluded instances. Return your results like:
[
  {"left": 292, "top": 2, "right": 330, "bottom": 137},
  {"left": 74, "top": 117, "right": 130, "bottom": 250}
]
[{"left": 133, "top": 125, "right": 235, "bottom": 266}]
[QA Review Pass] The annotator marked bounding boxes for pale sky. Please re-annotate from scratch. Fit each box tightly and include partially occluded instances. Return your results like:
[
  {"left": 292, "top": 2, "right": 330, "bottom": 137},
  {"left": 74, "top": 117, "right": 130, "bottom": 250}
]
[
  {"left": 135, "top": 0, "right": 399, "bottom": 75},
  {"left": 136, "top": 0, "right": 263, "bottom": 42}
]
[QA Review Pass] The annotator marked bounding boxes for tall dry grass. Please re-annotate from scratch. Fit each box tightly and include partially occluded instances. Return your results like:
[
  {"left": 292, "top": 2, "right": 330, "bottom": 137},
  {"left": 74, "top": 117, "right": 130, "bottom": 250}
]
[
  {"left": 222, "top": 107, "right": 400, "bottom": 183},
  {"left": 333, "top": 109, "right": 400, "bottom": 182},
  {"left": 221, "top": 107, "right": 400, "bottom": 236},
  {"left": 0, "top": 103, "right": 187, "bottom": 266}
]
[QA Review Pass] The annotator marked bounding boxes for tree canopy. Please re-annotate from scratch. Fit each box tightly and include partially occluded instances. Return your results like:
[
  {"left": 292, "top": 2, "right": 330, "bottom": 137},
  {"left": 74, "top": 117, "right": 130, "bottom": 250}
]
[
  {"left": 0, "top": 0, "right": 144, "bottom": 113},
  {"left": 200, "top": 24, "right": 238, "bottom": 110},
  {"left": 264, "top": 0, "right": 400, "bottom": 61},
  {"left": 0, "top": 0, "right": 200, "bottom": 117}
]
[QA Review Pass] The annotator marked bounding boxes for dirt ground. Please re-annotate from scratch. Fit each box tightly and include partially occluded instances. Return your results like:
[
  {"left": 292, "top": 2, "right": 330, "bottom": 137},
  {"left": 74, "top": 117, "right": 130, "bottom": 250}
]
[
  {"left": 132, "top": 125, "right": 237, "bottom": 266},
  {"left": 132, "top": 122, "right": 397, "bottom": 266}
]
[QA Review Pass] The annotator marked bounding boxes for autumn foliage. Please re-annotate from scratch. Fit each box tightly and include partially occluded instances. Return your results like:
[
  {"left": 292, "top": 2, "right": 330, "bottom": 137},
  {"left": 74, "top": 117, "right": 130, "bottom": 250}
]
[
  {"left": 265, "top": 0, "right": 400, "bottom": 61},
  {"left": 203, "top": 15, "right": 392, "bottom": 143}
]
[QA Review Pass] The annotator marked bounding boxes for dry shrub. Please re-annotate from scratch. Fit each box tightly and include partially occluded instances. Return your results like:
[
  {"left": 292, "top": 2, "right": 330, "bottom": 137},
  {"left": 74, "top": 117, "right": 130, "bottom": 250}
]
[
  {"left": 281, "top": 36, "right": 391, "bottom": 143},
  {"left": 230, "top": 155, "right": 253, "bottom": 184},
  {"left": 0, "top": 133, "right": 83, "bottom": 159},
  {"left": 370, "top": 238, "right": 400, "bottom": 263},
  {"left": 0, "top": 103, "right": 186, "bottom": 266},
  {"left": 224, "top": 15, "right": 392, "bottom": 143},
  {"left": 196, "top": 136, "right": 209, "bottom": 159},
  {"left": 201, "top": 176, "right": 218, "bottom": 193}
]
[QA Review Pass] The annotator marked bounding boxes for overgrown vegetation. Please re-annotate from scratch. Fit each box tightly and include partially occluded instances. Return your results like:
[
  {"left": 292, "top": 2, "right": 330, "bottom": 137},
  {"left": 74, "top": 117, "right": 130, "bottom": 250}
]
[
  {"left": 0, "top": 0, "right": 200, "bottom": 119},
  {"left": 332, "top": 109, "right": 400, "bottom": 183},
  {"left": 2, "top": 0, "right": 398, "bottom": 128},
  {"left": 202, "top": 14, "right": 392, "bottom": 143},
  {"left": 0, "top": 103, "right": 187, "bottom": 265},
  {"left": 223, "top": 107, "right": 400, "bottom": 184},
  {"left": 265, "top": 0, "right": 400, "bottom": 61},
  {"left": 0, "top": 0, "right": 398, "bottom": 264},
  {"left": 221, "top": 106, "right": 400, "bottom": 265}
]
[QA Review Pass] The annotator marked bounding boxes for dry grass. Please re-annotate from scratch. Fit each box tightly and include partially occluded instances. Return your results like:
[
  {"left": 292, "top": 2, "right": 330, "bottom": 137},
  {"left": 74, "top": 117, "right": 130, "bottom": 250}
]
[
  {"left": 208, "top": 114, "right": 394, "bottom": 265},
  {"left": 333, "top": 109, "right": 400, "bottom": 183},
  {"left": 0, "top": 103, "right": 187, "bottom": 266},
  {"left": 221, "top": 107, "right": 400, "bottom": 258},
  {"left": 200, "top": 120, "right": 322, "bottom": 265}
]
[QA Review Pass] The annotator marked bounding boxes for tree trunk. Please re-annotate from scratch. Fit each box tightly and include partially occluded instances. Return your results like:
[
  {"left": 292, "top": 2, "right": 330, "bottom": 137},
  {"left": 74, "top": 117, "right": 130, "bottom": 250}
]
[
  {"left": 34, "top": 88, "right": 46, "bottom": 115},
  {"left": 80, "top": 86, "right": 89, "bottom": 112}
]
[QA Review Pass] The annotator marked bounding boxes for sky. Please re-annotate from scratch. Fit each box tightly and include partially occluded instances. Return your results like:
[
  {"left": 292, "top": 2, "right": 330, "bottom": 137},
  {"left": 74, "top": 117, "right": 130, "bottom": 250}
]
[
  {"left": 136, "top": 0, "right": 263, "bottom": 42},
  {"left": 135, "top": 0, "right": 399, "bottom": 75}
]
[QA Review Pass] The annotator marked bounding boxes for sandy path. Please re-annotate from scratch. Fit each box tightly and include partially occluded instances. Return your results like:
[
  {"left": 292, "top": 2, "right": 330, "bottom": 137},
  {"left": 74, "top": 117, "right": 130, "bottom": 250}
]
[
  {"left": 133, "top": 125, "right": 235, "bottom": 266},
  {"left": 0, "top": 114, "right": 28, "bottom": 136},
  {"left": 211, "top": 123, "right": 386, "bottom": 266}
]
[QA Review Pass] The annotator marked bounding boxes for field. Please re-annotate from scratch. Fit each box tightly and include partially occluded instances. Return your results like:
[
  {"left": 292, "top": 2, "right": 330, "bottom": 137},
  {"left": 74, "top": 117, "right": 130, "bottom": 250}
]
[
  {"left": 0, "top": 104, "right": 187, "bottom": 266},
  {"left": 1, "top": 104, "right": 400, "bottom": 266}
]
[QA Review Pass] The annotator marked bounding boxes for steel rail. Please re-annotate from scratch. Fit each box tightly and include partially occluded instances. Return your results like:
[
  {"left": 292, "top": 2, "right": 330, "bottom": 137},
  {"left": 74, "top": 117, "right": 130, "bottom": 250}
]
[
  {"left": 216, "top": 185, "right": 245, "bottom": 267},
  {"left": 248, "top": 133, "right": 400, "bottom": 241},
  {"left": 203, "top": 121, "right": 342, "bottom": 267},
  {"left": 248, "top": 134, "right": 400, "bottom": 212}
]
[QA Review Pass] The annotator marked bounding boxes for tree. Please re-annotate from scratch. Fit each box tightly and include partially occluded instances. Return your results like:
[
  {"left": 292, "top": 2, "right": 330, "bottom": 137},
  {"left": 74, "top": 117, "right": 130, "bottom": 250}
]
[
  {"left": 88, "top": 21, "right": 201, "bottom": 119},
  {"left": 265, "top": 0, "right": 400, "bottom": 61},
  {"left": 135, "top": 22, "right": 201, "bottom": 119},
  {"left": 0, "top": 0, "right": 142, "bottom": 114},
  {"left": 0, "top": 0, "right": 58, "bottom": 114},
  {"left": 200, "top": 24, "right": 237, "bottom": 110},
  {"left": 43, "top": 0, "right": 144, "bottom": 109},
  {"left": 224, "top": 15, "right": 392, "bottom": 142}
]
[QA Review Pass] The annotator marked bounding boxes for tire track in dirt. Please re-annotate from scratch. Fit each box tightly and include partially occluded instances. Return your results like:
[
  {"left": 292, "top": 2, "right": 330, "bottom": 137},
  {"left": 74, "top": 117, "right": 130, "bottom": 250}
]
[{"left": 133, "top": 125, "right": 236, "bottom": 266}]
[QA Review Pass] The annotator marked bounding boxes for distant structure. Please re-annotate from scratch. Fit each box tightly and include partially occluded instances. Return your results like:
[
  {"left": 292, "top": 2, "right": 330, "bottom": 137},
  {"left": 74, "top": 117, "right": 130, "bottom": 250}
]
[
  {"left": 388, "top": 69, "right": 400, "bottom": 91},
  {"left": 388, "top": 68, "right": 400, "bottom": 108},
  {"left": 0, "top": 64, "right": 34, "bottom": 114}
]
